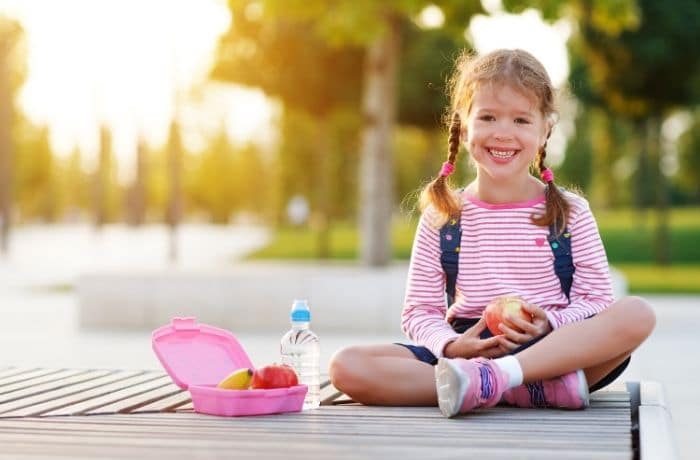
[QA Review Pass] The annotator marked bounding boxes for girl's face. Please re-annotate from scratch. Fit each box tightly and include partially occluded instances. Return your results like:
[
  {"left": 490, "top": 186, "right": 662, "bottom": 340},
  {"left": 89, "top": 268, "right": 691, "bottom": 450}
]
[{"left": 463, "top": 83, "right": 550, "bottom": 184}]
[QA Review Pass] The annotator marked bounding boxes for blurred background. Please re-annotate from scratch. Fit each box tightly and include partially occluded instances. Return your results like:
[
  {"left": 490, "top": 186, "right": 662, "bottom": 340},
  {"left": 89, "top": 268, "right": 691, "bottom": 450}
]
[
  {"left": 0, "top": 0, "right": 698, "bottom": 289},
  {"left": 0, "top": 0, "right": 698, "bottom": 456}
]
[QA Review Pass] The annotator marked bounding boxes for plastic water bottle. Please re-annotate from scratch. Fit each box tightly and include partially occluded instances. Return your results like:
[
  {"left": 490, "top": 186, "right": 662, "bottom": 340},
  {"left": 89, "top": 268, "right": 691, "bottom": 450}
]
[{"left": 280, "top": 299, "right": 320, "bottom": 410}]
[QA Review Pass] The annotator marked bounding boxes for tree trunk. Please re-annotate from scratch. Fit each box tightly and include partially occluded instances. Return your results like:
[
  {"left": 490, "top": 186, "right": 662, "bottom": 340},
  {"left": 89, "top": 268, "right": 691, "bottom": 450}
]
[
  {"left": 0, "top": 52, "right": 10, "bottom": 255},
  {"left": 590, "top": 109, "right": 615, "bottom": 209},
  {"left": 92, "top": 126, "right": 110, "bottom": 229},
  {"left": 314, "top": 117, "right": 330, "bottom": 259},
  {"left": 166, "top": 120, "right": 183, "bottom": 263},
  {"left": 127, "top": 138, "right": 147, "bottom": 226},
  {"left": 358, "top": 15, "right": 400, "bottom": 267},
  {"left": 648, "top": 115, "right": 670, "bottom": 265}
]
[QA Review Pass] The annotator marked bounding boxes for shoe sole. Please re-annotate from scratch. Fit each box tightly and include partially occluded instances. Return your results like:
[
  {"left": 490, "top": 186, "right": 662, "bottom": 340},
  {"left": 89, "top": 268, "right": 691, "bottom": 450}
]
[
  {"left": 435, "top": 358, "right": 468, "bottom": 418},
  {"left": 575, "top": 369, "right": 590, "bottom": 408}
]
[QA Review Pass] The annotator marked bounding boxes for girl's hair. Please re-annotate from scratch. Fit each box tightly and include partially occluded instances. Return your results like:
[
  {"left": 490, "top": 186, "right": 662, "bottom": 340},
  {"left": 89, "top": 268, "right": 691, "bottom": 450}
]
[{"left": 419, "top": 48, "right": 570, "bottom": 233}]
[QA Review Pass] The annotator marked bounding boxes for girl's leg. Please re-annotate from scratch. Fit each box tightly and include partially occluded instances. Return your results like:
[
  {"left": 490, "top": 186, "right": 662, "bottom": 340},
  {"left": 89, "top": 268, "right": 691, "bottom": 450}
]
[
  {"left": 516, "top": 296, "right": 655, "bottom": 387},
  {"left": 329, "top": 344, "right": 436, "bottom": 405}
]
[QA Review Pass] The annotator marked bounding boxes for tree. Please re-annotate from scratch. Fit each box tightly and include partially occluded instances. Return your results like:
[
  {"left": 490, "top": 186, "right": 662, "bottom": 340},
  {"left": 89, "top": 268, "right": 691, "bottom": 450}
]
[
  {"left": 676, "top": 109, "right": 700, "bottom": 204},
  {"left": 126, "top": 138, "right": 148, "bottom": 226},
  {"left": 212, "top": 1, "right": 365, "bottom": 258},
  {"left": 214, "top": 0, "right": 482, "bottom": 265},
  {"left": 0, "top": 17, "right": 25, "bottom": 254},
  {"left": 506, "top": 0, "right": 700, "bottom": 264},
  {"left": 14, "top": 125, "right": 57, "bottom": 221},
  {"left": 92, "top": 125, "right": 122, "bottom": 228}
]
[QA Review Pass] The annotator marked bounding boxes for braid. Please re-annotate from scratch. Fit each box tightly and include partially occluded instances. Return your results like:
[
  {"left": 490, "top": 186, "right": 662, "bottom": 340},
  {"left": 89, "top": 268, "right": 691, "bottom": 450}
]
[
  {"left": 418, "top": 112, "right": 462, "bottom": 225},
  {"left": 448, "top": 112, "right": 461, "bottom": 164},
  {"left": 532, "top": 133, "right": 571, "bottom": 235}
]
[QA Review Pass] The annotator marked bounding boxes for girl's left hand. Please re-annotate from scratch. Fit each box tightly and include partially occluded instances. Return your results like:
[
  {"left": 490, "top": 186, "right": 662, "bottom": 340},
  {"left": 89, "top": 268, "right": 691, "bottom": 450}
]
[{"left": 495, "top": 302, "right": 552, "bottom": 352}]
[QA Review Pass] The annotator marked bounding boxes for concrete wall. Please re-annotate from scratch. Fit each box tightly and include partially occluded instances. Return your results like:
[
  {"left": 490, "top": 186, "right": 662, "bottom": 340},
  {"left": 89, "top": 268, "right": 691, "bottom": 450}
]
[{"left": 78, "top": 262, "right": 627, "bottom": 334}]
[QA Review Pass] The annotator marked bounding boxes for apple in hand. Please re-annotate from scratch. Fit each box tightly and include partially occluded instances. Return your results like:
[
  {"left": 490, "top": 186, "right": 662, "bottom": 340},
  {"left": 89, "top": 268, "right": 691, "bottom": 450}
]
[
  {"left": 484, "top": 295, "right": 533, "bottom": 336},
  {"left": 250, "top": 364, "right": 299, "bottom": 389}
]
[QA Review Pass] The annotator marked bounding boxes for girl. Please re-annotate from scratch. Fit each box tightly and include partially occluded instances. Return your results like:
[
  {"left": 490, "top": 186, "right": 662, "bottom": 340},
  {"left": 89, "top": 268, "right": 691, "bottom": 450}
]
[{"left": 329, "top": 48, "right": 655, "bottom": 417}]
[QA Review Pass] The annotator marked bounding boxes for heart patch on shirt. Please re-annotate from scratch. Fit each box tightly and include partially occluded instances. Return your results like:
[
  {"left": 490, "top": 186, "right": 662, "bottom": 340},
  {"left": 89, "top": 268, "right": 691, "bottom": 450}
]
[{"left": 535, "top": 237, "right": 546, "bottom": 247}]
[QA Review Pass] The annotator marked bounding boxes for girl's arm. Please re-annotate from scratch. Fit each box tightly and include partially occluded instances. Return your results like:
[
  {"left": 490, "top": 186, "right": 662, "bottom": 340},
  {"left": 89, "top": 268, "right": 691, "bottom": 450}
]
[
  {"left": 401, "top": 211, "right": 461, "bottom": 357},
  {"left": 544, "top": 198, "right": 615, "bottom": 328}
]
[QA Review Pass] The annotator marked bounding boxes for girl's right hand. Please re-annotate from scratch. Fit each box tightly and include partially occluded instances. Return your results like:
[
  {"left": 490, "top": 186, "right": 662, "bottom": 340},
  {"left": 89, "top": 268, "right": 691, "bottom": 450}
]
[{"left": 443, "top": 317, "right": 506, "bottom": 359}]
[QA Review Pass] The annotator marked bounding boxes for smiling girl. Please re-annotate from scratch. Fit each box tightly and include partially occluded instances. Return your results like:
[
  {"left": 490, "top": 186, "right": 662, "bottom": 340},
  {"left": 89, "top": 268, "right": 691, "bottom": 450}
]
[{"left": 329, "top": 49, "right": 655, "bottom": 417}]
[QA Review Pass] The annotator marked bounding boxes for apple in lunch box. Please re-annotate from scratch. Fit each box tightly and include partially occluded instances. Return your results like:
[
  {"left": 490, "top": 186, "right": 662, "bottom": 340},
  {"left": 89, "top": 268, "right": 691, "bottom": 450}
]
[
  {"left": 250, "top": 364, "right": 299, "bottom": 389},
  {"left": 484, "top": 295, "right": 533, "bottom": 335}
]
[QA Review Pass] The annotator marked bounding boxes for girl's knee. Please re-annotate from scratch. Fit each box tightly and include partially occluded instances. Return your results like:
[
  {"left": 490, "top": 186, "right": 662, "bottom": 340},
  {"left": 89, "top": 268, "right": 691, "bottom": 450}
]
[
  {"left": 613, "top": 296, "right": 656, "bottom": 342},
  {"left": 328, "top": 346, "right": 367, "bottom": 393}
]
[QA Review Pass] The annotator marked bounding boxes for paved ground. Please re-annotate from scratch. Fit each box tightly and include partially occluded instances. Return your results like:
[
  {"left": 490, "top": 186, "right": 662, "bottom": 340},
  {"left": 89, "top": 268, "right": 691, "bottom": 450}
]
[
  {"left": 0, "top": 287, "right": 696, "bottom": 458},
  {"left": 0, "top": 224, "right": 696, "bottom": 458}
]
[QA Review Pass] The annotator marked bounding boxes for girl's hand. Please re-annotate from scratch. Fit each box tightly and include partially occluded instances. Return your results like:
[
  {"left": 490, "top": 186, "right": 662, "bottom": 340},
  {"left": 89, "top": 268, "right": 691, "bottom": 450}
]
[
  {"left": 496, "top": 302, "right": 553, "bottom": 352},
  {"left": 444, "top": 317, "right": 508, "bottom": 359}
]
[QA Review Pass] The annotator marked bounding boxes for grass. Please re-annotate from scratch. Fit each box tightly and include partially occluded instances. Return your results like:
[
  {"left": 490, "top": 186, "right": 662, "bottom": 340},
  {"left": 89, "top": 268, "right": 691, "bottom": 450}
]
[
  {"left": 248, "top": 207, "right": 700, "bottom": 293},
  {"left": 615, "top": 264, "right": 700, "bottom": 294}
]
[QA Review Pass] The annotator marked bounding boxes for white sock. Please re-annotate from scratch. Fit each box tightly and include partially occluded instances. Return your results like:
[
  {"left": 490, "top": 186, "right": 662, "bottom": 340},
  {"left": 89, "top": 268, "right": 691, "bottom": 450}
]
[{"left": 493, "top": 356, "right": 524, "bottom": 389}]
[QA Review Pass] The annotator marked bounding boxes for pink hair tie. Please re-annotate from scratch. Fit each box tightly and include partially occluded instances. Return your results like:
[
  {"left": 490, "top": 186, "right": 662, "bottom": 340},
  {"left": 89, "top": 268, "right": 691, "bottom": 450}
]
[
  {"left": 541, "top": 168, "right": 554, "bottom": 183},
  {"left": 440, "top": 161, "right": 455, "bottom": 177}
]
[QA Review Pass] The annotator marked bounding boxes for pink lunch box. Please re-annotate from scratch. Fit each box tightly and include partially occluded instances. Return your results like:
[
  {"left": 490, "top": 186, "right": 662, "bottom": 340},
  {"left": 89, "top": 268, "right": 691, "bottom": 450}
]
[{"left": 152, "top": 317, "right": 307, "bottom": 417}]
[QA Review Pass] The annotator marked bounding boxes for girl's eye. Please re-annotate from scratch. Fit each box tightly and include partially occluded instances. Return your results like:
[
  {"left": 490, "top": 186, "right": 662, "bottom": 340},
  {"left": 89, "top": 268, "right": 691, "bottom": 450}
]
[
  {"left": 515, "top": 118, "right": 531, "bottom": 124},
  {"left": 478, "top": 115, "right": 495, "bottom": 122}
]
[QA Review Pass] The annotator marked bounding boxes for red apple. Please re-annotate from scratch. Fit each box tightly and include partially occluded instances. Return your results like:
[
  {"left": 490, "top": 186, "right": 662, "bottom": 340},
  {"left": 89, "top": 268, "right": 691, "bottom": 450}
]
[
  {"left": 250, "top": 364, "right": 299, "bottom": 389},
  {"left": 483, "top": 296, "right": 532, "bottom": 335}
]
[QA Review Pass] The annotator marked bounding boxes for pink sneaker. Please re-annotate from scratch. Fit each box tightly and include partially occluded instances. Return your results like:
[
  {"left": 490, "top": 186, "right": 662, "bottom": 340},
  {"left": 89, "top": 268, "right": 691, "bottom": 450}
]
[
  {"left": 435, "top": 357, "right": 508, "bottom": 418},
  {"left": 502, "top": 369, "right": 589, "bottom": 409}
]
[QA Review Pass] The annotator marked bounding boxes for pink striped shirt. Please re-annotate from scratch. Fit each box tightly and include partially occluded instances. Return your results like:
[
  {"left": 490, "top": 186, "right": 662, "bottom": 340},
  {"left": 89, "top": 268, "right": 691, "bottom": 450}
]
[{"left": 401, "top": 191, "right": 614, "bottom": 358}]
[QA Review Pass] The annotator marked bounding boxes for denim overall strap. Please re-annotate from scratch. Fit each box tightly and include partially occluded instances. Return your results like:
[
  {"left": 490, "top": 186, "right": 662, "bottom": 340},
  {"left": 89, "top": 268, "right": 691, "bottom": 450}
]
[{"left": 440, "top": 217, "right": 462, "bottom": 306}]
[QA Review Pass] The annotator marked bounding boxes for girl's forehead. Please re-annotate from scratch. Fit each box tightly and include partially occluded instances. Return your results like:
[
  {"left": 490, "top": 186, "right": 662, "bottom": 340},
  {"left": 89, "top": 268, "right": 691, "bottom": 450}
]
[{"left": 469, "top": 82, "right": 540, "bottom": 114}]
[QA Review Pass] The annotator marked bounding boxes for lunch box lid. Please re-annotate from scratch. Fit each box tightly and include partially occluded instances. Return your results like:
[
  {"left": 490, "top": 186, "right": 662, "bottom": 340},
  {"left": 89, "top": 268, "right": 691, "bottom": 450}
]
[{"left": 152, "top": 317, "right": 254, "bottom": 389}]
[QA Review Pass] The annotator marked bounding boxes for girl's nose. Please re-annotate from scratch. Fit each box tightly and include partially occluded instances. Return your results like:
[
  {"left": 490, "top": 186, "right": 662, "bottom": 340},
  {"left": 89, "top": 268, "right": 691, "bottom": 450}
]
[{"left": 494, "top": 132, "right": 513, "bottom": 142}]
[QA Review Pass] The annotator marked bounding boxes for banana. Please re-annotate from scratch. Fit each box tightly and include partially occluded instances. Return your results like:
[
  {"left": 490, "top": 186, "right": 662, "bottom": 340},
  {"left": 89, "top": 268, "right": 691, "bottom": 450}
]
[{"left": 217, "top": 367, "right": 253, "bottom": 390}]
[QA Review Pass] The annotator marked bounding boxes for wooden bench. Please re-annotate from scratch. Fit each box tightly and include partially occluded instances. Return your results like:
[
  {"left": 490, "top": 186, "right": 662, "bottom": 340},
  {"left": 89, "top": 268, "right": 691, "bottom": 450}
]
[{"left": 0, "top": 367, "right": 676, "bottom": 459}]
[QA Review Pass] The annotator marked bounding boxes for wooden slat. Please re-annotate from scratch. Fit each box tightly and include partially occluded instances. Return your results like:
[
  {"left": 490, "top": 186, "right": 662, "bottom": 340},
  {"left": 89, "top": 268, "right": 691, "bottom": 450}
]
[
  {"left": 38, "top": 373, "right": 171, "bottom": 416},
  {"left": 0, "top": 370, "right": 139, "bottom": 417},
  {"left": 129, "top": 388, "right": 190, "bottom": 413},
  {"left": 0, "top": 367, "right": 46, "bottom": 383},
  {"left": 0, "top": 369, "right": 93, "bottom": 397},
  {"left": 0, "top": 369, "right": 80, "bottom": 388},
  {"left": 83, "top": 378, "right": 179, "bottom": 415}
]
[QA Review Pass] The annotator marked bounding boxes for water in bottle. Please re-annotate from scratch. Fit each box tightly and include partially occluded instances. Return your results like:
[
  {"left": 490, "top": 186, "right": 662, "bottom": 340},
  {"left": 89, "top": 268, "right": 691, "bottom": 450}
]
[{"left": 280, "top": 299, "right": 320, "bottom": 410}]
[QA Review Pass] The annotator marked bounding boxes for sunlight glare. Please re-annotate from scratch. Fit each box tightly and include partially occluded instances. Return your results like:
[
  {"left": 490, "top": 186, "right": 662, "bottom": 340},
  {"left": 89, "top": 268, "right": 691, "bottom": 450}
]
[
  {"left": 0, "top": 0, "right": 274, "bottom": 182},
  {"left": 468, "top": 8, "right": 571, "bottom": 87}
]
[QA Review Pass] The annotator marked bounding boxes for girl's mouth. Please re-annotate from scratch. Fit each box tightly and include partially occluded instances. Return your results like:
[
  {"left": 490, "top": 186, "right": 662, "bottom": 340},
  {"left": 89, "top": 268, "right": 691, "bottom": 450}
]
[{"left": 487, "top": 148, "right": 517, "bottom": 162}]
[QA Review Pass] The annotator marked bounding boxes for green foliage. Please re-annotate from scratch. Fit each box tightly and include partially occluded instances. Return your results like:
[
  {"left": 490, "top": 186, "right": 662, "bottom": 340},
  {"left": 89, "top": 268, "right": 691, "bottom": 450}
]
[
  {"left": 13, "top": 124, "right": 55, "bottom": 221},
  {"left": 572, "top": 0, "right": 700, "bottom": 117},
  {"left": 398, "top": 22, "right": 464, "bottom": 128},
  {"left": 272, "top": 108, "right": 362, "bottom": 224},
  {"left": 676, "top": 110, "right": 700, "bottom": 203},
  {"left": 213, "top": 1, "right": 364, "bottom": 116},
  {"left": 503, "top": 0, "right": 639, "bottom": 36},
  {"left": 185, "top": 132, "right": 270, "bottom": 223}
]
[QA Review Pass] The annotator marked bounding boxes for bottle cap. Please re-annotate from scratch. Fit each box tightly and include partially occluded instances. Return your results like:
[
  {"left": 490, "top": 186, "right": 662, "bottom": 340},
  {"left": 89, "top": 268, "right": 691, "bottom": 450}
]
[{"left": 290, "top": 299, "right": 310, "bottom": 322}]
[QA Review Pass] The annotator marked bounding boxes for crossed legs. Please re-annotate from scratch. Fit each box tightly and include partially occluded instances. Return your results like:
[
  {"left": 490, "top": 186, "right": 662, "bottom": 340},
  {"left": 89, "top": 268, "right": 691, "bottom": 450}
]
[{"left": 329, "top": 296, "right": 655, "bottom": 406}]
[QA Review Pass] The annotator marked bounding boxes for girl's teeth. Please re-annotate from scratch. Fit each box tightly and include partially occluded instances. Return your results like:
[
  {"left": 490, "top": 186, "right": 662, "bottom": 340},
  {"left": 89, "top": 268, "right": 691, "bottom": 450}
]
[{"left": 489, "top": 149, "right": 515, "bottom": 158}]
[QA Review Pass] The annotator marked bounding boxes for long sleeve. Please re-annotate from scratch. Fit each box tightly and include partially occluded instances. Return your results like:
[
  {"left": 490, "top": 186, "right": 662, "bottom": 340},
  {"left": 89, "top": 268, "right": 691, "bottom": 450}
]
[
  {"left": 401, "top": 211, "right": 460, "bottom": 358},
  {"left": 543, "top": 196, "right": 614, "bottom": 328}
]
